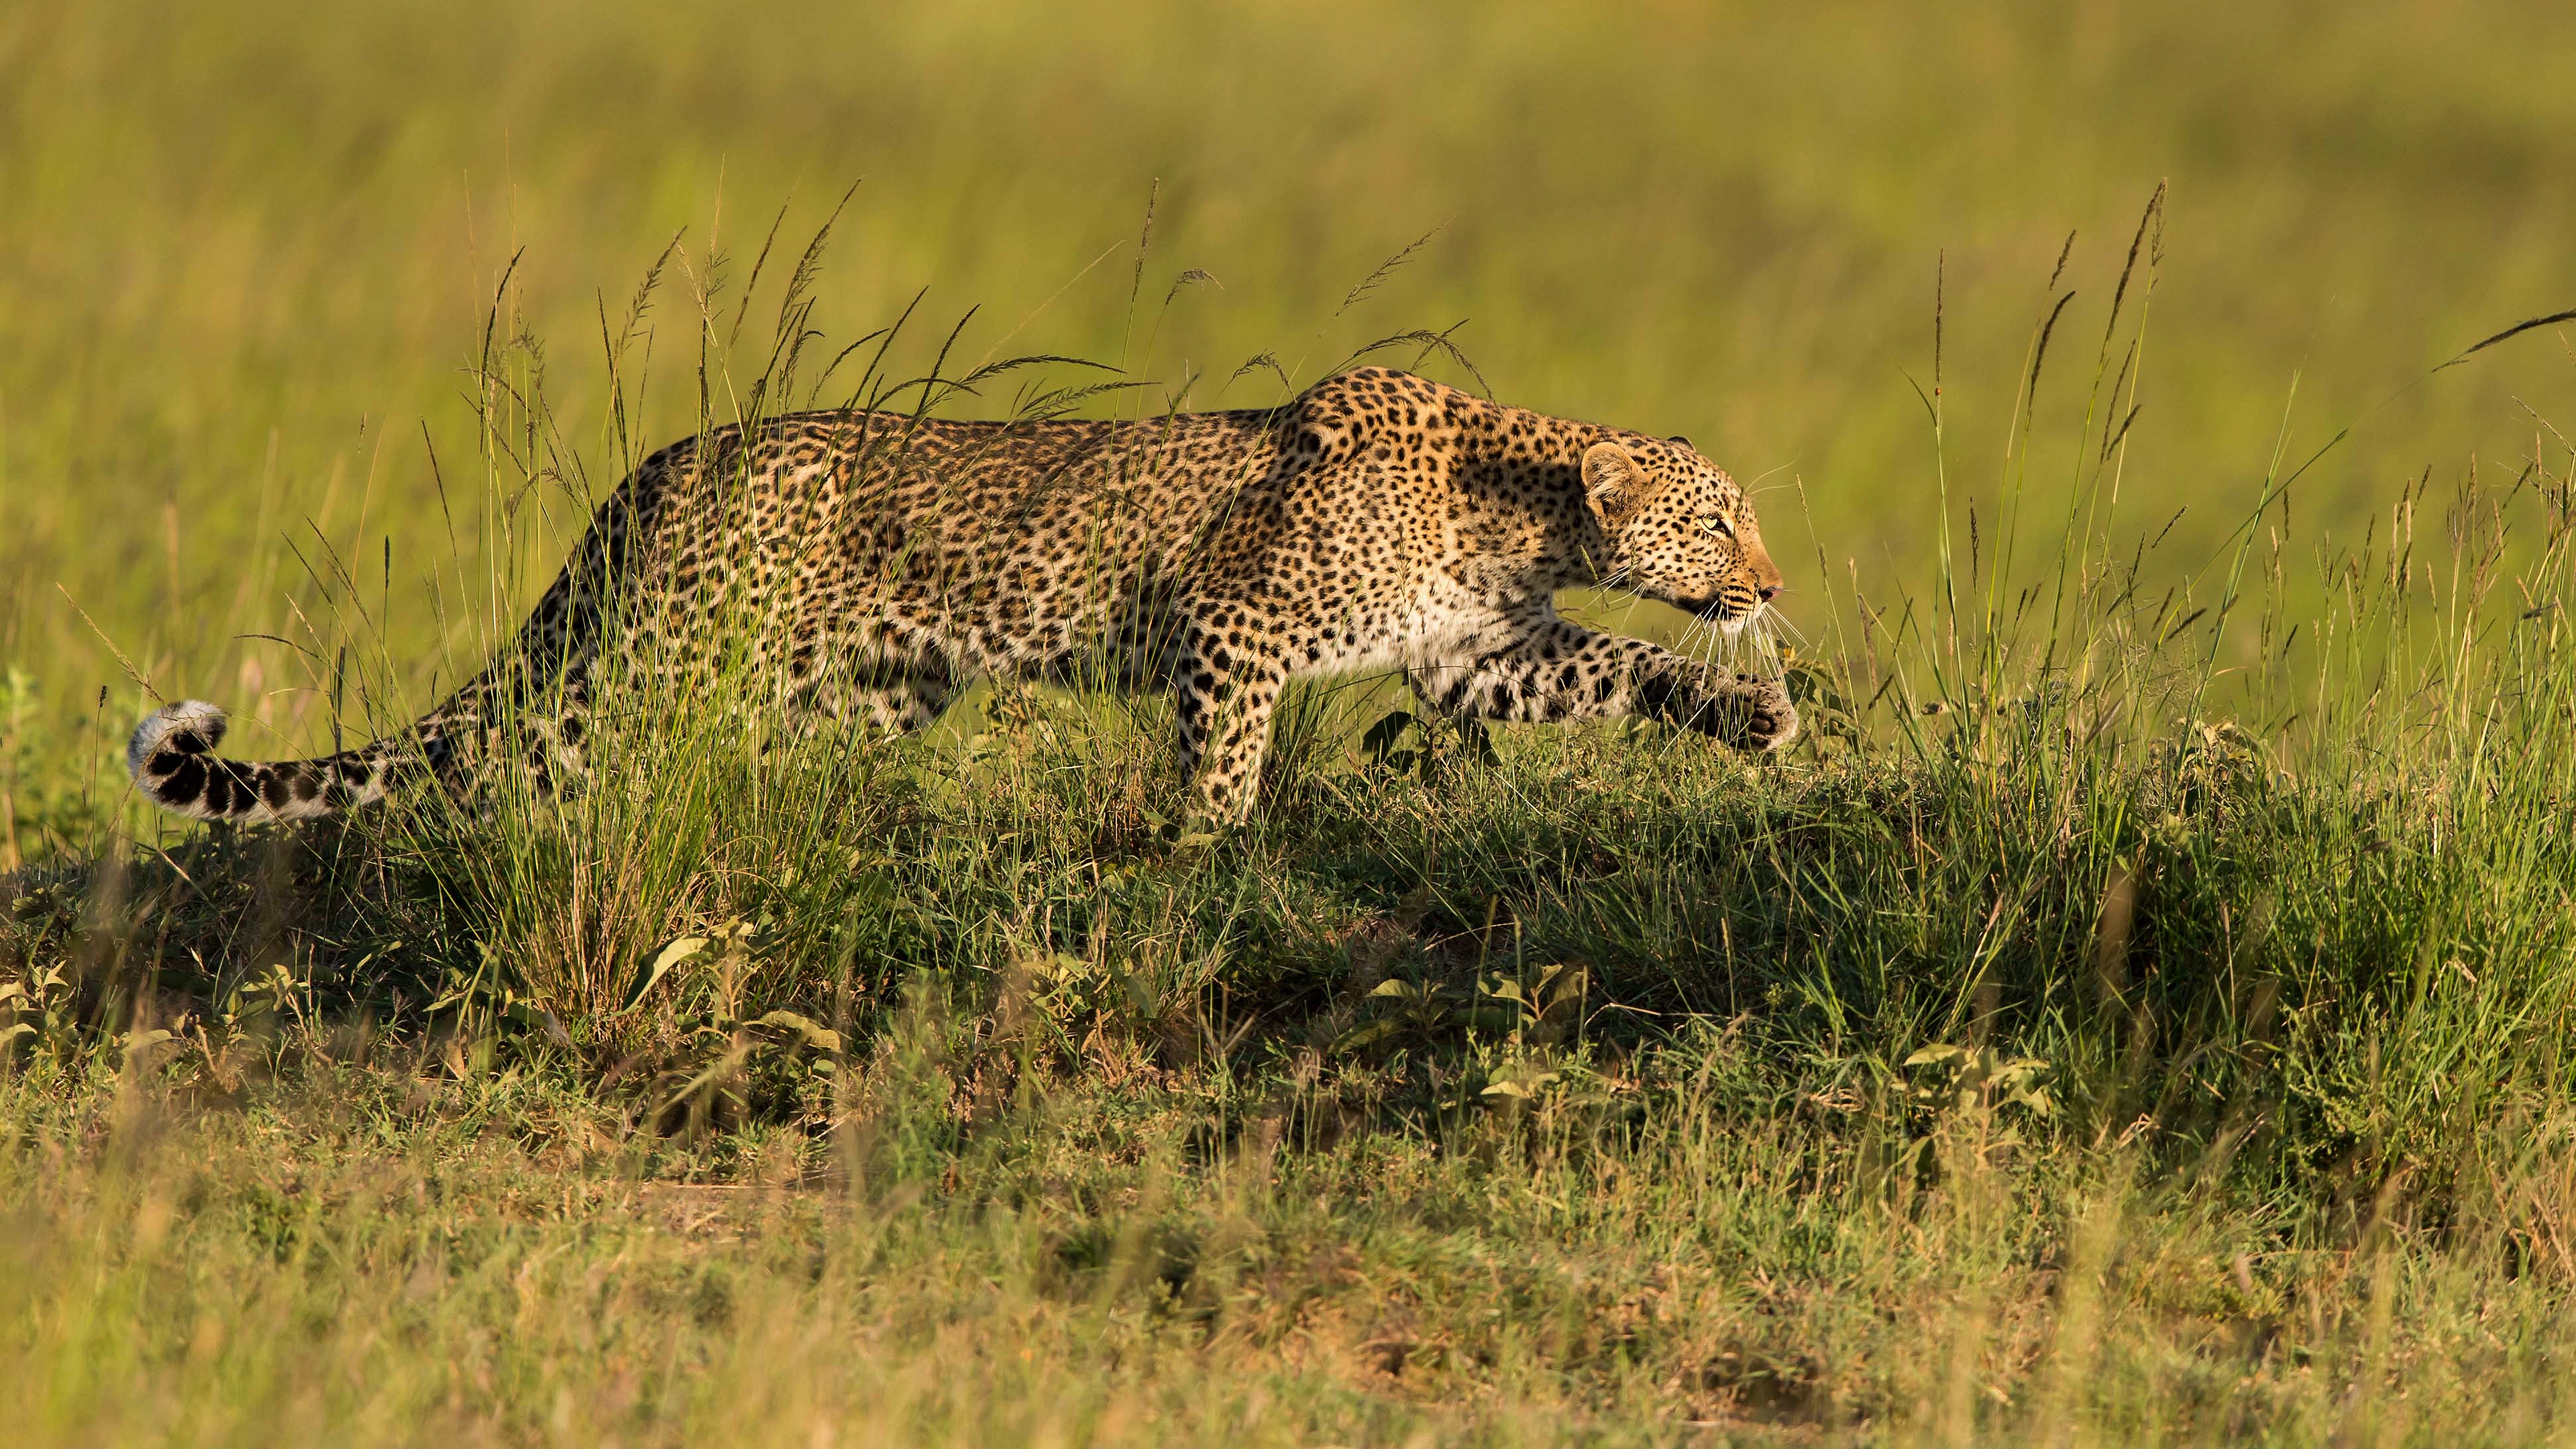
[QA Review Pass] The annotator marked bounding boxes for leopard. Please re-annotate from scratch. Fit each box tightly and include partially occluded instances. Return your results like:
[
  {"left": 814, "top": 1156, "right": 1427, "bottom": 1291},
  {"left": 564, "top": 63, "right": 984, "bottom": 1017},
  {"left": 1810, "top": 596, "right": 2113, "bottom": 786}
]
[{"left": 125, "top": 366, "right": 1796, "bottom": 828}]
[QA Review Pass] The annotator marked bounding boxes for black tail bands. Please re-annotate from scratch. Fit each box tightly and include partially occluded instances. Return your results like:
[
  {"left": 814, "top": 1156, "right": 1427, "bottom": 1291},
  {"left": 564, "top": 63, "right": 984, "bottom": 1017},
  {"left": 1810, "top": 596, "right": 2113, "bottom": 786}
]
[{"left": 125, "top": 700, "right": 408, "bottom": 822}]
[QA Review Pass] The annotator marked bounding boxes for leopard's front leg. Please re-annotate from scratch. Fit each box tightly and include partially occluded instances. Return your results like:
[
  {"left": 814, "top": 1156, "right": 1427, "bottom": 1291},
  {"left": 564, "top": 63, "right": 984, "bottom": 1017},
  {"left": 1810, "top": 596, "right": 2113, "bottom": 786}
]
[
  {"left": 1630, "top": 647, "right": 1799, "bottom": 751},
  {"left": 1408, "top": 616, "right": 1797, "bottom": 752},
  {"left": 1171, "top": 622, "right": 1291, "bottom": 828}
]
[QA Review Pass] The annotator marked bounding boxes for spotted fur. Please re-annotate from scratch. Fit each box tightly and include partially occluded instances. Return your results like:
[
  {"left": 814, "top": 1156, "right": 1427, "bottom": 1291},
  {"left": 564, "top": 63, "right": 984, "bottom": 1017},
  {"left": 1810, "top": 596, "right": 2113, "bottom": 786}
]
[{"left": 127, "top": 367, "right": 1793, "bottom": 827}]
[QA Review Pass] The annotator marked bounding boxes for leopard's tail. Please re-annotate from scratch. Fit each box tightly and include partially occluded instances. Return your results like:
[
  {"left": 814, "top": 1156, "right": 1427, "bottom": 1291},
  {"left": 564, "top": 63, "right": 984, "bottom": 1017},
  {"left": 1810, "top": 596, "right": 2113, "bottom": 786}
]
[
  {"left": 126, "top": 698, "right": 425, "bottom": 822},
  {"left": 124, "top": 437, "right": 667, "bottom": 824}
]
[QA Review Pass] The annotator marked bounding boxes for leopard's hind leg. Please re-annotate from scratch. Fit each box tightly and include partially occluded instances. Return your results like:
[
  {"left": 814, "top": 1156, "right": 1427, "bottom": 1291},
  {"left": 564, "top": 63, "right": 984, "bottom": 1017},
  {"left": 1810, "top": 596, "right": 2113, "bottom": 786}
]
[{"left": 792, "top": 655, "right": 958, "bottom": 738}]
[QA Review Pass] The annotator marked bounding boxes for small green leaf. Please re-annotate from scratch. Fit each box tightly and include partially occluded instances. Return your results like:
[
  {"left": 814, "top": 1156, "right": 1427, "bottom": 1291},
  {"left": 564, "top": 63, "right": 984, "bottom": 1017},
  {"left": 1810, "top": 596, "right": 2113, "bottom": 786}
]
[
  {"left": 504, "top": 1000, "right": 574, "bottom": 1049},
  {"left": 624, "top": 936, "right": 708, "bottom": 1012},
  {"left": 1361, "top": 709, "right": 1418, "bottom": 765},
  {"left": 756, "top": 1010, "right": 843, "bottom": 1052},
  {"left": 1330, "top": 1018, "right": 1404, "bottom": 1055}
]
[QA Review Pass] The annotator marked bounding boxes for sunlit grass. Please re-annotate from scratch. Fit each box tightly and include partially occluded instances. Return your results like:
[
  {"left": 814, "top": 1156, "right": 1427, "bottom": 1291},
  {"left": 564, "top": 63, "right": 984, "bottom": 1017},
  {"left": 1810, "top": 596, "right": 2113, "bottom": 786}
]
[
  {"left": 11, "top": 1, "right": 2576, "bottom": 1442},
  {"left": 9, "top": 226, "right": 2576, "bottom": 1433}
]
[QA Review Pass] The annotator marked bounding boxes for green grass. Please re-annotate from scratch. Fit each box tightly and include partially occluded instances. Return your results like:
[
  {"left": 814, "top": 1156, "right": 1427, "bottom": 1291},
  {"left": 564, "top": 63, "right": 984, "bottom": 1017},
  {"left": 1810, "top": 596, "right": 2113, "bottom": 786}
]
[
  {"left": 11, "top": 0, "right": 2576, "bottom": 1442},
  {"left": 15, "top": 635, "right": 2576, "bottom": 1444}
]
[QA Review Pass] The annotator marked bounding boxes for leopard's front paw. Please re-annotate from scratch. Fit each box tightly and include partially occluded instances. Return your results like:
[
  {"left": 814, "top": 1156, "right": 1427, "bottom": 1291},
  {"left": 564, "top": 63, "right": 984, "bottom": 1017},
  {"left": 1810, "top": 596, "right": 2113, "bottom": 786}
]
[{"left": 1715, "top": 674, "right": 1799, "bottom": 753}]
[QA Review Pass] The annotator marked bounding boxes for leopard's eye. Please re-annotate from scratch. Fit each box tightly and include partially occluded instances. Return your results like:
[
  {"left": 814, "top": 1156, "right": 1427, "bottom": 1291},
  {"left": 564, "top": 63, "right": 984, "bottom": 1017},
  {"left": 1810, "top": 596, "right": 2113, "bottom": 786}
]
[{"left": 1700, "top": 515, "right": 1734, "bottom": 539}]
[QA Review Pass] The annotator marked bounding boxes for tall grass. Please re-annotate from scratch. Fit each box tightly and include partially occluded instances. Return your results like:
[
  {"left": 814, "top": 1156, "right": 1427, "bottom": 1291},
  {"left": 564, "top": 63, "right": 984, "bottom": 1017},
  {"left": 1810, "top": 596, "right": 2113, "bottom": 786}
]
[
  {"left": 7, "top": 179, "right": 2576, "bottom": 1437},
  {"left": 10, "top": 1, "right": 2576, "bottom": 1440}
]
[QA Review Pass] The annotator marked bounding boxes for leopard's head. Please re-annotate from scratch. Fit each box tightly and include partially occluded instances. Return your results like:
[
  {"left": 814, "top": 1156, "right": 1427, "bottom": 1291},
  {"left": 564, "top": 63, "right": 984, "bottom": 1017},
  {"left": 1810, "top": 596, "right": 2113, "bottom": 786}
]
[{"left": 1581, "top": 436, "right": 1783, "bottom": 631}]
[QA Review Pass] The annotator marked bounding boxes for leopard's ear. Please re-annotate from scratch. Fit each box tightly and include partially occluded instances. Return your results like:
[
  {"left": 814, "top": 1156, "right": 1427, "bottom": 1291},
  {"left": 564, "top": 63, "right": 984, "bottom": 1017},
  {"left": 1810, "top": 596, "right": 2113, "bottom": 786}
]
[{"left": 1582, "top": 441, "right": 1651, "bottom": 522}]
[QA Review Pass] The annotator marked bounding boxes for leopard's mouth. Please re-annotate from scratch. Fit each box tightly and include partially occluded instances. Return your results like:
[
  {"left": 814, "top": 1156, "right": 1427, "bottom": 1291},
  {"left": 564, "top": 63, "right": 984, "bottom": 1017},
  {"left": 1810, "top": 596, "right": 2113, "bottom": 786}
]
[{"left": 1670, "top": 592, "right": 1757, "bottom": 631}]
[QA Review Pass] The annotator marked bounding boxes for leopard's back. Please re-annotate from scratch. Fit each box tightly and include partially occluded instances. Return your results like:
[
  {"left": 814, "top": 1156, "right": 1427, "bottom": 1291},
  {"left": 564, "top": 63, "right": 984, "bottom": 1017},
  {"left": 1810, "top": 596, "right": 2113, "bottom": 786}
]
[{"left": 604, "top": 405, "right": 1305, "bottom": 687}]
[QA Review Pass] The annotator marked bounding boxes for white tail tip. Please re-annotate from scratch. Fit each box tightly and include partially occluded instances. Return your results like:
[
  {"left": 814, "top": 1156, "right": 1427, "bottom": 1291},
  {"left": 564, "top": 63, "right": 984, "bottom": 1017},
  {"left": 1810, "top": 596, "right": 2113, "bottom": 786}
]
[{"left": 126, "top": 699, "right": 230, "bottom": 778}]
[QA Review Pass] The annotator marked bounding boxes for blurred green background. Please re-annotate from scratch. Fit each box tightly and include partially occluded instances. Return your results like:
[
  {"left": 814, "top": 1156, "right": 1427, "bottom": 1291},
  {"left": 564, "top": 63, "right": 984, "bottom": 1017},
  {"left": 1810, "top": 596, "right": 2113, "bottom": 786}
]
[{"left": 3, "top": 0, "right": 2573, "bottom": 763}]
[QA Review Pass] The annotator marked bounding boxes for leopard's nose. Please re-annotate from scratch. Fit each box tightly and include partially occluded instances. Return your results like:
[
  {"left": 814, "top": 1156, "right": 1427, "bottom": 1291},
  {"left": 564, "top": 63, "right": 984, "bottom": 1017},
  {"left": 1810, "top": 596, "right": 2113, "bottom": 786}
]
[{"left": 1757, "top": 584, "right": 1780, "bottom": 603}]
